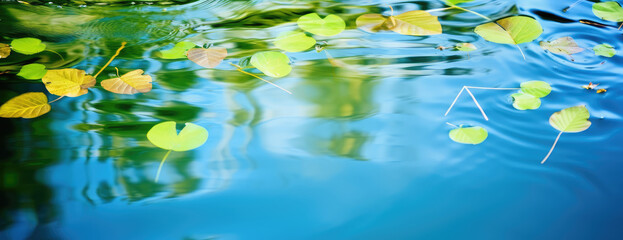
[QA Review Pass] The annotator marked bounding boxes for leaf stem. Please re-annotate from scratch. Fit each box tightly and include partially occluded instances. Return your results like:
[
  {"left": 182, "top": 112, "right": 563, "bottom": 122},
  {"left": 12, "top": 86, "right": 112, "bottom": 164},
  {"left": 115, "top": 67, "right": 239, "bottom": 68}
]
[
  {"left": 388, "top": 5, "right": 394, "bottom": 16},
  {"left": 155, "top": 150, "right": 172, "bottom": 182},
  {"left": 45, "top": 49, "right": 65, "bottom": 61},
  {"left": 464, "top": 87, "right": 489, "bottom": 121},
  {"left": 93, "top": 42, "right": 127, "bottom": 79},
  {"left": 445, "top": 122, "right": 459, "bottom": 128},
  {"left": 563, "top": 0, "right": 585, "bottom": 12},
  {"left": 451, "top": 5, "right": 491, "bottom": 21},
  {"left": 426, "top": 7, "right": 454, "bottom": 13},
  {"left": 323, "top": 50, "right": 345, "bottom": 67},
  {"left": 618, "top": 22, "right": 623, "bottom": 30},
  {"left": 229, "top": 63, "right": 292, "bottom": 94},
  {"left": 48, "top": 95, "right": 64, "bottom": 104},
  {"left": 465, "top": 86, "right": 520, "bottom": 90},
  {"left": 516, "top": 44, "right": 526, "bottom": 60},
  {"left": 541, "top": 131, "right": 563, "bottom": 164}
]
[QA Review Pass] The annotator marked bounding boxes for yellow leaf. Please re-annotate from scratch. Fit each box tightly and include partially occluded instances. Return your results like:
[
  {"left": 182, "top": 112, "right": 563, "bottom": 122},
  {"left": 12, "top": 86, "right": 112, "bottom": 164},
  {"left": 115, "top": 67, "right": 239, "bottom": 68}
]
[
  {"left": 390, "top": 11, "right": 442, "bottom": 36},
  {"left": 0, "top": 92, "right": 51, "bottom": 118},
  {"left": 101, "top": 69, "right": 153, "bottom": 94},
  {"left": 42, "top": 69, "right": 96, "bottom": 97},
  {"left": 0, "top": 43, "right": 10, "bottom": 58},
  {"left": 187, "top": 47, "right": 227, "bottom": 68}
]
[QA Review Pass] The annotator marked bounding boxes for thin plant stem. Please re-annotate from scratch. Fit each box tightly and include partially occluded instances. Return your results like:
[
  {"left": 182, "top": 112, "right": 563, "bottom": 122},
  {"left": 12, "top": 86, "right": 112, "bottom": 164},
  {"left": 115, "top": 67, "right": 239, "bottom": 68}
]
[
  {"left": 445, "top": 86, "right": 465, "bottom": 116},
  {"left": 452, "top": 5, "right": 491, "bottom": 21},
  {"left": 465, "top": 86, "right": 520, "bottom": 90},
  {"left": 229, "top": 63, "right": 292, "bottom": 94},
  {"left": 541, "top": 131, "right": 563, "bottom": 164},
  {"left": 516, "top": 45, "right": 526, "bottom": 60},
  {"left": 45, "top": 49, "right": 65, "bottom": 61},
  {"left": 155, "top": 150, "right": 172, "bottom": 182},
  {"left": 426, "top": 7, "right": 454, "bottom": 13},
  {"left": 464, "top": 87, "right": 489, "bottom": 121},
  {"left": 93, "top": 42, "right": 127, "bottom": 79},
  {"left": 115, "top": 67, "right": 120, "bottom": 77},
  {"left": 445, "top": 122, "right": 459, "bottom": 128},
  {"left": 388, "top": 5, "right": 394, "bottom": 16},
  {"left": 323, "top": 50, "right": 345, "bottom": 67},
  {"left": 618, "top": 22, "right": 623, "bottom": 30},
  {"left": 563, "top": 0, "right": 585, "bottom": 12},
  {"left": 48, "top": 95, "right": 64, "bottom": 104}
]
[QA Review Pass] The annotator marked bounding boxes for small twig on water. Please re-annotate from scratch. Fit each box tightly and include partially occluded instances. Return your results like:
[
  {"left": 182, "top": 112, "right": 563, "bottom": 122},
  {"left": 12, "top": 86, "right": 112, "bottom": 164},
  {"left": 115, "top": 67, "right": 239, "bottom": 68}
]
[
  {"left": 45, "top": 49, "right": 65, "bottom": 61},
  {"left": 464, "top": 87, "right": 489, "bottom": 121},
  {"left": 563, "top": 0, "right": 586, "bottom": 12},
  {"left": 155, "top": 150, "right": 172, "bottom": 182},
  {"left": 94, "top": 42, "right": 127, "bottom": 79},
  {"left": 229, "top": 63, "right": 292, "bottom": 94},
  {"left": 48, "top": 95, "right": 64, "bottom": 104}
]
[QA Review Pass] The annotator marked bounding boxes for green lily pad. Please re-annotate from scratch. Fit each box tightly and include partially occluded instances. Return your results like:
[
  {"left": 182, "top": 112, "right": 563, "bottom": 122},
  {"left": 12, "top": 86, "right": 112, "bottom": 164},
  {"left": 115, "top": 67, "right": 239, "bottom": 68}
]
[
  {"left": 146, "top": 121, "right": 208, "bottom": 151},
  {"left": 594, "top": 43, "right": 616, "bottom": 57},
  {"left": 17, "top": 63, "right": 47, "bottom": 80},
  {"left": 592, "top": 1, "right": 623, "bottom": 22},
  {"left": 274, "top": 31, "right": 317, "bottom": 52},
  {"left": 297, "top": 13, "right": 345, "bottom": 36},
  {"left": 474, "top": 16, "right": 543, "bottom": 45},
  {"left": 511, "top": 92, "right": 541, "bottom": 110},
  {"left": 250, "top": 51, "right": 292, "bottom": 78},
  {"left": 445, "top": 0, "right": 474, "bottom": 6},
  {"left": 549, "top": 106, "right": 591, "bottom": 133},
  {"left": 449, "top": 125, "right": 488, "bottom": 144},
  {"left": 520, "top": 81, "right": 551, "bottom": 98},
  {"left": 159, "top": 41, "right": 196, "bottom": 59},
  {"left": 456, "top": 43, "right": 477, "bottom": 52},
  {"left": 11, "top": 38, "right": 46, "bottom": 55},
  {"left": 539, "top": 37, "right": 584, "bottom": 55}
]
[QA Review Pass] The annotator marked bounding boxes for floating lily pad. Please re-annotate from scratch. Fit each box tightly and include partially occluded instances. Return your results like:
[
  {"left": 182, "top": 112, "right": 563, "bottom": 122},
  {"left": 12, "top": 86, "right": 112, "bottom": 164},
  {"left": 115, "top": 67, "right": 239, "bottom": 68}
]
[
  {"left": 11, "top": 37, "right": 46, "bottom": 55},
  {"left": 594, "top": 43, "right": 616, "bottom": 57},
  {"left": 17, "top": 63, "right": 47, "bottom": 80},
  {"left": 159, "top": 41, "right": 196, "bottom": 59},
  {"left": 540, "top": 37, "right": 584, "bottom": 55},
  {"left": 250, "top": 51, "right": 292, "bottom": 78},
  {"left": 297, "top": 13, "right": 345, "bottom": 36},
  {"left": 520, "top": 81, "right": 551, "bottom": 98},
  {"left": 549, "top": 106, "right": 591, "bottom": 133},
  {"left": 449, "top": 125, "right": 488, "bottom": 144},
  {"left": 511, "top": 92, "right": 541, "bottom": 110},
  {"left": 475, "top": 16, "right": 542, "bottom": 44},
  {"left": 592, "top": 1, "right": 623, "bottom": 22},
  {"left": 274, "top": 31, "right": 317, "bottom": 52},
  {"left": 147, "top": 121, "right": 209, "bottom": 152}
]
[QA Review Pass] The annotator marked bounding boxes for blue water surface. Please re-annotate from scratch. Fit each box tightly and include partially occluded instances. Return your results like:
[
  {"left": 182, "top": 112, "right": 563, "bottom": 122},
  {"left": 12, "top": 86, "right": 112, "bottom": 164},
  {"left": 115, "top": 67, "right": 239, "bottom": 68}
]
[{"left": 1, "top": 0, "right": 623, "bottom": 239}]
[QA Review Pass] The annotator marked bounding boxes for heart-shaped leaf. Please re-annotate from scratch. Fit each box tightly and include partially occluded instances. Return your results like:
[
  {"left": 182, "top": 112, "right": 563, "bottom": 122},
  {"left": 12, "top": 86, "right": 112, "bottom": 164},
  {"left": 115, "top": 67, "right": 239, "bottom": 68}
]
[
  {"left": 549, "top": 106, "right": 591, "bottom": 133},
  {"left": 147, "top": 121, "right": 209, "bottom": 151},
  {"left": 456, "top": 43, "right": 477, "bottom": 51},
  {"left": 0, "top": 92, "right": 51, "bottom": 118},
  {"left": 187, "top": 47, "right": 227, "bottom": 68},
  {"left": 101, "top": 69, "right": 153, "bottom": 94},
  {"left": 475, "top": 16, "right": 543, "bottom": 45},
  {"left": 0, "top": 43, "right": 10, "bottom": 58},
  {"left": 250, "top": 51, "right": 292, "bottom": 78},
  {"left": 42, "top": 69, "right": 96, "bottom": 97},
  {"left": 297, "top": 13, "right": 345, "bottom": 36},
  {"left": 540, "top": 37, "right": 584, "bottom": 55},
  {"left": 11, "top": 37, "right": 46, "bottom": 55},
  {"left": 356, "top": 11, "right": 442, "bottom": 36},
  {"left": 159, "top": 41, "right": 196, "bottom": 59},
  {"left": 449, "top": 125, "right": 488, "bottom": 144},
  {"left": 274, "top": 31, "right": 317, "bottom": 52},
  {"left": 17, "top": 63, "right": 47, "bottom": 80},
  {"left": 520, "top": 81, "right": 551, "bottom": 98},
  {"left": 593, "top": 43, "right": 616, "bottom": 57},
  {"left": 445, "top": 0, "right": 474, "bottom": 6},
  {"left": 592, "top": 1, "right": 623, "bottom": 22},
  {"left": 511, "top": 92, "right": 541, "bottom": 110}
]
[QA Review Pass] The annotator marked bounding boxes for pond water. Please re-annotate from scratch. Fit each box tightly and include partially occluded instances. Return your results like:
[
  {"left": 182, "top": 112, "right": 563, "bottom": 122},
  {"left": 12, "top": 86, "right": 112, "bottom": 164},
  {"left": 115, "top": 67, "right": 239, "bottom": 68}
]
[{"left": 1, "top": 0, "right": 623, "bottom": 239}]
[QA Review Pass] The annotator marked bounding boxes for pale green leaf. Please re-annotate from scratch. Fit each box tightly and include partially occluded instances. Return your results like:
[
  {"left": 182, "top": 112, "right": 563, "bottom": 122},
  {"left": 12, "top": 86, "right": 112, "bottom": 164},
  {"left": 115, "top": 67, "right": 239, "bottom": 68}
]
[
  {"left": 147, "top": 121, "right": 209, "bottom": 151},
  {"left": 539, "top": 37, "right": 584, "bottom": 55},
  {"left": 474, "top": 16, "right": 543, "bottom": 45},
  {"left": 11, "top": 37, "right": 46, "bottom": 55},
  {"left": 274, "top": 31, "right": 317, "bottom": 52},
  {"left": 250, "top": 51, "right": 292, "bottom": 78},
  {"left": 593, "top": 43, "right": 616, "bottom": 57},
  {"left": 17, "top": 63, "right": 47, "bottom": 80},
  {"left": 592, "top": 1, "right": 623, "bottom": 22},
  {"left": 445, "top": 0, "right": 474, "bottom": 6},
  {"left": 449, "top": 126, "right": 488, "bottom": 144},
  {"left": 159, "top": 41, "right": 196, "bottom": 59},
  {"left": 456, "top": 43, "right": 477, "bottom": 51},
  {"left": 549, "top": 106, "right": 591, "bottom": 133},
  {"left": 511, "top": 92, "right": 541, "bottom": 110},
  {"left": 520, "top": 81, "right": 551, "bottom": 98},
  {"left": 297, "top": 13, "right": 345, "bottom": 36},
  {"left": 389, "top": 11, "right": 442, "bottom": 36}
]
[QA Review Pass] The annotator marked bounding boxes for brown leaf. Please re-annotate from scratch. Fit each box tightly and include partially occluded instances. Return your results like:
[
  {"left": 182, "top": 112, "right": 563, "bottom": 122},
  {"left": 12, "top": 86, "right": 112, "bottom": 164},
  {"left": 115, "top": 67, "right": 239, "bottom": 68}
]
[
  {"left": 101, "top": 69, "right": 152, "bottom": 94},
  {"left": 187, "top": 47, "right": 227, "bottom": 68}
]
